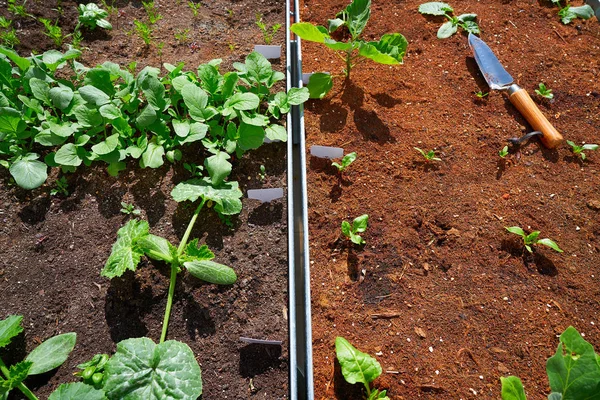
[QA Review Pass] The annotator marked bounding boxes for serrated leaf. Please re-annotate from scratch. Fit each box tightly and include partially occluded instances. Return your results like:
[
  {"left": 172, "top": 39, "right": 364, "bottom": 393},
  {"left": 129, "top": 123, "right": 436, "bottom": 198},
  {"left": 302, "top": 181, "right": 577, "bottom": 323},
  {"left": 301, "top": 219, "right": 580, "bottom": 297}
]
[
  {"left": 184, "top": 260, "right": 237, "bottom": 285},
  {"left": 500, "top": 376, "right": 527, "bottom": 400},
  {"left": 9, "top": 157, "right": 48, "bottom": 189},
  {"left": 101, "top": 219, "right": 149, "bottom": 279},
  {"left": 137, "top": 234, "right": 175, "bottom": 263},
  {"left": 438, "top": 20, "right": 458, "bottom": 38},
  {"left": 25, "top": 333, "right": 76, "bottom": 375},
  {"left": 205, "top": 151, "right": 232, "bottom": 186},
  {"left": 49, "top": 382, "right": 106, "bottom": 400},
  {"left": 0, "top": 315, "right": 23, "bottom": 349},
  {"left": 5, "top": 361, "right": 32, "bottom": 390},
  {"left": 103, "top": 338, "right": 202, "bottom": 400},
  {"left": 182, "top": 239, "right": 214, "bottom": 261},
  {"left": 418, "top": 2, "right": 453, "bottom": 15},
  {"left": 307, "top": 73, "right": 333, "bottom": 99},
  {"left": 171, "top": 177, "right": 242, "bottom": 215},
  {"left": 335, "top": 337, "right": 382, "bottom": 386}
]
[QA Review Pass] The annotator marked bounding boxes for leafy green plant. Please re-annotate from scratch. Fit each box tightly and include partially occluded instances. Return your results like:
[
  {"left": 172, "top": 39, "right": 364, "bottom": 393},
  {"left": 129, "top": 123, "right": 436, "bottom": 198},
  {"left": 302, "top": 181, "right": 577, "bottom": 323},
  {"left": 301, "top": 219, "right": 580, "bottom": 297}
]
[
  {"left": 499, "top": 145, "right": 509, "bottom": 158},
  {"left": 78, "top": 3, "right": 112, "bottom": 30},
  {"left": 500, "top": 326, "right": 600, "bottom": 399},
  {"left": 70, "top": 29, "right": 83, "bottom": 49},
  {"left": 414, "top": 147, "right": 441, "bottom": 162},
  {"left": 555, "top": 0, "right": 594, "bottom": 24},
  {"left": 255, "top": 13, "right": 281, "bottom": 45},
  {"left": 100, "top": 0, "right": 117, "bottom": 15},
  {"left": 39, "top": 18, "right": 64, "bottom": 47},
  {"left": 535, "top": 82, "right": 554, "bottom": 100},
  {"left": 0, "top": 17, "right": 12, "bottom": 29},
  {"left": 291, "top": 0, "right": 407, "bottom": 97},
  {"left": 7, "top": 0, "right": 32, "bottom": 18},
  {"left": 505, "top": 226, "right": 563, "bottom": 254},
  {"left": 418, "top": 2, "right": 479, "bottom": 39},
  {"left": 50, "top": 176, "right": 69, "bottom": 196},
  {"left": 132, "top": 20, "right": 153, "bottom": 45},
  {"left": 567, "top": 140, "right": 598, "bottom": 161},
  {"left": 188, "top": 1, "right": 202, "bottom": 17},
  {"left": 332, "top": 151, "right": 357, "bottom": 172},
  {"left": 74, "top": 354, "right": 109, "bottom": 389},
  {"left": 335, "top": 337, "right": 389, "bottom": 400},
  {"left": 226, "top": 8, "right": 234, "bottom": 18},
  {"left": 174, "top": 28, "right": 190, "bottom": 44},
  {"left": 341, "top": 214, "right": 368, "bottom": 245},
  {"left": 0, "top": 28, "right": 19, "bottom": 48},
  {"left": 119, "top": 201, "right": 141, "bottom": 215},
  {"left": 474, "top": 90, "right": 488, "bottom": 98},
  {"left": 142, "top": 1, "right": 163, "bottom": 24}
]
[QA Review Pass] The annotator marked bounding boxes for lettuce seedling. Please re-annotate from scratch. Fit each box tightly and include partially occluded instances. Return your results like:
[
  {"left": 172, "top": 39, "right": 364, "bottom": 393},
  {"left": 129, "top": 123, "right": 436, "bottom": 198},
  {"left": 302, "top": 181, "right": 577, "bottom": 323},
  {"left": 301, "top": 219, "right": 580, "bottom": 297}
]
[
  {"left": 505, "top": 226, "right": 563, "bottom": 254},
  {"left": 418, "top": 2, "right": 480, "bottom": 39},
  {"left": 414, "top": 147, "right": 441, "bottom": 162},
  {"left": 335, "top": 337, "right": 389, "bottom": 400},
  {"left": 291, "top": 0, "right": 407, "bottom": 97},
  {"left": 78, "top": 3, "right": 112, "bottom": 30},
  {"left": 567, "top": 140, "right": 598, "bottom": 161},
  {"left": 332, "top": 151, "right": 357, "bottom": 172},
  {"left": 535, "top": 82, "right": 553, "bottom": 100},
  {"left": 341, "top": 214, "right": 368, "bottom": 245}
]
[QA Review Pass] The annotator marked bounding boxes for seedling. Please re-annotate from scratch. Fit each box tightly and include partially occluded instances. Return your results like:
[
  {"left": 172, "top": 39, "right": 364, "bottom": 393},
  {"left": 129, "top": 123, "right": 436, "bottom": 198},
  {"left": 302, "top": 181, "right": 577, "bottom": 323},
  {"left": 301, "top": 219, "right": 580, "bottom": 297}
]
[
  {"left": 50, "top": 176, "right": 69, "bottom": 196},
  {"left": 535, "top": 82, "right": 554, "bottom": 99},
  {"left": 39, "top": 18, "right": 64, "bottom": 47},
  {"left": 120, "top": 202, "right": 141, "bottom": 216},
  {"left": 7, "top": 0, "right": 32, "bottom": 18},
  {"left": 474, "top": 90, "right": 488, "bottom": 98},
  {"left": 291, "top": 0, "right": 407, "bottom": 97},
  {"left": 132, "top": 20, "right": 153, "bottom": 46},
  {"left": 258, "top": 164, "right": 266, "bottom": 181},
  {"left": 418, "top": 2, "right": 480, "bottom": 39},
  {"left": 226, "top": 8, "right": 234, "bottom": 18},
  {"left": 0, "top": 17, "right": 11, "bottom": 29},
  {"left": 0, "top": 28, "right": 19, "bottom": 47},
  {"left": 332, "top": 151, "right": 357, "bottom": 172},
  {"left": 228, "top": 42, "right": 236, "bottom": 51},
  {"left": 341, "top": 214, "right": 368, "bottom": 245},
  {"left": 335, "top": 337, "right": 389, "bottom": 400},
  {"left": 567, "top": 140, "right": 598, "bottom": 161},
  {"left": 414, "top": 147, "right": 441, "bottom": 162},
  {"left": 505, "top": 226, "right": 563, "bottom": 253},
  {"left": 188, "top": 1, "right": 202, "bottom": 17},
  {"left": 556, "top": 1, "right": 594, "bottom": 24},
  {"left": 255, "top": 13, "right": 281, "bottom": 45},
  {"left": 498, "top": 145, "right": 509, "bottom": 158},
  {"left": 78, "top": 3, "right": 112, "bottom": 30},
  {"left": 142, "top": 1, "right": 163, "bottom": 24},
  {"left": 174, "top": 28, "right": 190, "bottom": 44},
  {"left": 71, "top": 29, "right": 83, "bottom": 49},
  {"left": 100, "top": 0, "right": 117, "bottom": 15},
  {"left": 184, "top": 162, "right": 204, "bottom": 177}
]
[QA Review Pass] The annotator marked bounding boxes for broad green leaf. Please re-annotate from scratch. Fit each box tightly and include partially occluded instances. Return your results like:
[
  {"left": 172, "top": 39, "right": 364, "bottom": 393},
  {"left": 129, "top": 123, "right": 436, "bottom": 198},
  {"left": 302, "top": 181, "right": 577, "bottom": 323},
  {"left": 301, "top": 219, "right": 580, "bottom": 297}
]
[
  {"left": 323, "top": 38, "right": 355, "bottom": 51},
  {"left": 328, "top": 18, "right": 345, "bottom": 32},
  {"left": 0, "top": 107, "right": 25, "bottom": 135},
  {"left": 344, "top": 0, "right": 371, "bottom": 38},
  {"left": 182, "top": 239, "right": 214, "bottom": 261},
  {"left": 537, "top": 238, "right": 563, "bottom": 253},
  {"left": 197, "top": 63, "right": 220, "bottom": 95},
  {"left": 342, "top": 152, "right": 357, "bottom": 167},
  {"left": 9, "top": 156, "right": 48, "bottom": 189},
  {"left": 74, "top": 105, "right": 103, "bottom": 127},
  {"left": 307, "top": 73, "right": 333, "bottom": 99},
  {"left": 457, "top": 13, "right": 477, "bottom": 22},
  {"left": 0, "top": 46, "right": 31, "bottom": 71},
  {"left": 101, "top": 219, "right": 150, "bottom": 279},
  {"left": 244, "top": 51, "right": 274, "bottom": 85},
  {"left": 49, "top": 382, "right": 106, "bottom": 400},
  {"left": 181, "top": 122, "right": 208, "bottom": 144},
  {"left": 103, "top": 338, "right": 202, "bottom": 400},
  {"left": 55, "top": 143, "right": 83, "bottom": 166},
  {"left": 265, "top": 124, "right": 287, "bottom": 141},
  {"left": 107, "top": 162, "right": 126, "bottom": 177},
  {"left": 287, "top": 87, "right": 310, "bottom": 105},
  {"left": 437, "top": 20, "right": 458, "bottom": 38},
  {"left": 205, "top": 151, "right": 232, "bottom": 186},
  {"left": 290, "top": 22, "right": 329, "bottom": 43},
  {"left": 500, "top": 376, "right": 527, "bottom": 400},
  {"left": 582, "top": 144, "right": 599, "bottom": 151},
  {"left": 171, "top": 75, "right": 192, "bottom": 92},
  {"left": 237, "top": 123, "right": 265, "bottom": 151},
  {"left": 335, "top": 336, "right": 382, "bottom": 386},
  {"left": 140, "top": 74, "right": 166, "bottom": 111},
  {"left": 461, "top": 20, "right": 480, "bottom": 34},
  {"left": 99, "top": 103, "right": 122, "bottom": 120},
  {"left": 171, "top": 177, "right": 243, "bottom": 215},
  {"left": 135, "top": 105, "right": 157, "bottom": 128},
  {"left": 353, "top": 214, "right": 369, "bottom": 233},
  {"left": 240, "top": 111, "right": 269, "bottom": 127},
  {"left": 30, "top": 78, "right": 51, "bottom": 105},
  {"left": 84, "top": 69, "right": 115, "bottom": 97},
  {"left": 341, "top": 221, "right": 352, "bottom": 238},
  {"left": 548, "top": 394, "right": 562, "bottom": 400},
  {"left": 184, "top": 260, "right": 237, "bottom": 285},
  {"left": 181, "top": 84, "right": 209, "bottom": 121},
  {"left": 25, "top": 333, "right": 76, "bottom": 375},
  {"left": 91, "top": 133, "right": 120, "bottom": 155},
  {"left": 525, "top": 231, "right": 540, "bottom": 244},
  {"left": 79, "top": 85, "right": 111, "bottom": 106},
  {"left": 418, "top": 2, "right": 453, "bottom": 15},
  {"left": 546, "top": 326, "right": 600, "bottom": 399},
  {"left": 350, "top": 232, "right": 365, "bottom": 245},
  {"left": 0, "top": 315, "right": 23, "bottom": 348},
  {"left": 140, "top": 142, "right": 164, "bottom": 169},
  {"left": 360, "top": 33, "right": 407, "bottom": 64},
  {"left": 47, "top": 120, "right": 75, "bottom": 138},
  {"left": 138, "top": 234, "right": 175, "bottom": 263},
  {"left": 223, "top": 92, "right": 259, "bottom": 111},
  {"left": 172, "top": 120, "right": 190, "bottom": 138},
  {"left": 505, "top": 226, "right": 526, "bottom": 237},
  {"left": 560, "top": 5, "right": 594, "bottom": 24},
  {"left": 49, "top": 86, "right": 74, "bottom": 110}
]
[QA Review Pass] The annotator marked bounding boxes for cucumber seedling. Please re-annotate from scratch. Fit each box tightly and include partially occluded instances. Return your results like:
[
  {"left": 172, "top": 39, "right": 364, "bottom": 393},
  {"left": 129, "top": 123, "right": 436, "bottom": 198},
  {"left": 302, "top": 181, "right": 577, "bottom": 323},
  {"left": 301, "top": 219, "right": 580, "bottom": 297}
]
[
  {"left": 341, "top": 214, "right": 368, "bottom": 245},
  {"left": 553, "top": 0, "right": 594, "bottom": 24},
  {"left": 567, "top": 140, "right": 598, "bottom": 161},
  {"left": 332, "top": 151, "right": 357, "bottom": 173},
  {"left": 418, "top": 2, "right": 480, "bottom": 39},
  {"left": 535, "top": 82, "right": 554, "bottom": 100},
  {"left": 505, "top": 226, "right": 563, "bottom": 254}
]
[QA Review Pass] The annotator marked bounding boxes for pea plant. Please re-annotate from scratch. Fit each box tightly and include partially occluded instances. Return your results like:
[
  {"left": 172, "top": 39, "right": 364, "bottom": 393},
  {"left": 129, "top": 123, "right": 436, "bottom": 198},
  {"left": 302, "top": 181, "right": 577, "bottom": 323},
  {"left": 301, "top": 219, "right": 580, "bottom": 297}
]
[
  {"left": 291, "top": 0, "right": 407, "bottom": 98},
  {"left": 535, "top": 82, "right": 553, "bottom": 99},
  {"left": 335, "top": 337, "right": 389, "bottom": 400},
  {"left": 567, "top": 140, "right": 598, "bottom": 161},
  {"left": 500, "top": 326, "right": 600, "bottom": 400},
  {"left": 341, "top": 214, "right": 369, "bottom": 245},
  {"left": 332, "top": 151, "right": 357, "bottom": 172},
  {"left": 505, "top": 226, "right": 563, "bottom": 254},
  {"left": 418, "top": 2, "right": 480, "bottom": 39}
]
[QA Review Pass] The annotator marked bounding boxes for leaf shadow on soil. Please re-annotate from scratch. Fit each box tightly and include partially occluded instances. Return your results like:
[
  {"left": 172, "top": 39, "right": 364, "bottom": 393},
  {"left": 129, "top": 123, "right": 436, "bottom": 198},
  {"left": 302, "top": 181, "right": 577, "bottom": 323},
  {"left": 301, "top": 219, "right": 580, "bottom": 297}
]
[
  {"left": 342, "top": 82, "right": 395, "bottom": 144},
  {"left": 248, "top": 201, "right": 283, "bottom": 226},
  {"left": 500, "top": 238, "right": 558, "bottom": 276},
  {"left": 332, "top": 357, "right": 365, "bottom": 399},
  {"left": 239, "top": 343, "right": 282, "bottom": 377},
  {"left": 305, "top": 99, "right": 349, "bottom": 133},
  {"left": 17, "top": 195, "right": 52, "bottom": 225},
  {"left": 172, "top": 204, "right": 240, "bottom": 250}
]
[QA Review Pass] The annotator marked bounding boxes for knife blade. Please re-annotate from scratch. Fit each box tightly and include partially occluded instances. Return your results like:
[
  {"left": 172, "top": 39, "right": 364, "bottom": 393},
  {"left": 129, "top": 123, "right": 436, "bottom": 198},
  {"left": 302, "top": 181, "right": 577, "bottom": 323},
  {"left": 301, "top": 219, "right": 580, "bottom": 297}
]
[{"left": 468, "top": 33, "right": 563, "bottom": 149}]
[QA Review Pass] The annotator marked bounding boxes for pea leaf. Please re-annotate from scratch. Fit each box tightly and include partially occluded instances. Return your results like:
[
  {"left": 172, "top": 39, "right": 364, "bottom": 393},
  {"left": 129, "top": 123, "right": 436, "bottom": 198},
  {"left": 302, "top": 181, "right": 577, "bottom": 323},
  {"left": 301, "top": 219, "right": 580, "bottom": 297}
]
[
  {"left": 335, "top": 336, "right": 382, "bottom": 386},
  {"left": 500, "top": 376, "right": 527, "bottom": 400},
  {"left": 418, "top": 2, "right": 454, "bottom": 15},
  {"left": 171, "top": 177, "right": 243, "bottom": 215},
  {"left": 205, "top": 151, "right": 232, "bottom": 186},
  {"left": 137, "top": 234, "right": 175, "bottom": 263},
  {"left": 307, "top": 73, "right": 333, "bottom": 99},
  {"left": 0, "top": 315, "right": 23, "bottom": 349},
  {"left": 49, "top": 382, "right": 106, "bottom": 400},
  {"left": 184, "top": 260, "right": 237, "bottom": 285},
  {"left": 103, "top": 338, "right": 202, "bottom": 400},
  {"left": 9, "top": 156, "right": 48, "bottom": 190},
  {"left": 25, "top": 333, "right": 76, "bottom": 375},
  {"left": 101, "top": 219, "right": 150, "bottom": 279}
]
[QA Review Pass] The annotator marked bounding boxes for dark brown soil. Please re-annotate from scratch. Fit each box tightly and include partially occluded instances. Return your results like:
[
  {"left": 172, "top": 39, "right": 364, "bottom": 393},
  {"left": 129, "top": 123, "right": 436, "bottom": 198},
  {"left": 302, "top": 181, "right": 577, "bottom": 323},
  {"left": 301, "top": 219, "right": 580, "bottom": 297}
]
[
  {"left": 0, "top": 1, "right": 290, "bottom": 399},
  {"left": 300, "top": 0, "right": 600, "bottom": 399}
]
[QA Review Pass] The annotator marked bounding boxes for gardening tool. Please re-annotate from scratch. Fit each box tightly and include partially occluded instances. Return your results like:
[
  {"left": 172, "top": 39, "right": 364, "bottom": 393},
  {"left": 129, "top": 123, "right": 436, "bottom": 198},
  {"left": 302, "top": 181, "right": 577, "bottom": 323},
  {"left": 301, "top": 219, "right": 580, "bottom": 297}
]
[
  {"left": 468, "top": 33, "right": 564, "bottom": 149},
  {"left": 585, "top": 0, "right": 600, "bottom": 20}
]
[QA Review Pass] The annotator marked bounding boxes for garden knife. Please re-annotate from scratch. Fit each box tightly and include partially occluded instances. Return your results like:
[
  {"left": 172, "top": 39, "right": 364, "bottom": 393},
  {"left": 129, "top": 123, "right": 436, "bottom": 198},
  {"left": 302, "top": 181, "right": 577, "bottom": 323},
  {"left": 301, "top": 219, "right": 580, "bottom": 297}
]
[{"left": 468, "top": 33, "right": 563, "bottom": 149}]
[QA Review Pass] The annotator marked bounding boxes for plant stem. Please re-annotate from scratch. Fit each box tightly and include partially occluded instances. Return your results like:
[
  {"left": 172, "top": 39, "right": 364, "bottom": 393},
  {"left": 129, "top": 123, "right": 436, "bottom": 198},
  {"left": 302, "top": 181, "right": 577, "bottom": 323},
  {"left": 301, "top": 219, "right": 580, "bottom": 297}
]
[
  {"left": 0, "top": 357, "right": 39, "bottom": 400},
  {"left": 177, "top": 199, "right": 205, "bottom": 256},
  {"left": 345, "top": 49, "right": 352, "bottom": 79}
]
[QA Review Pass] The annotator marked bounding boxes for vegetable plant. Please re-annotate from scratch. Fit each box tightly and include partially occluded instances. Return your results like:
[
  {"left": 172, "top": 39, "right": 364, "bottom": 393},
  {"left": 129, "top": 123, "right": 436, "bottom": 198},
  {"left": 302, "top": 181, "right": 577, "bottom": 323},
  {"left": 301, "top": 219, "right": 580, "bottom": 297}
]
[
  {"left": 552, "top": 0, "right": 594, "bottom": 24},
  {"left": 0, "top": 17, "right": 12, "bottom": 29},
  {"left": 335, "top": 337, "right": 389, "bottom": 400},
  {"left": 258, "top": 164, "right": 266, "bottom": 181},
  {"left": 50, "top": 176, "right": 69, "bottom": 196},
  {"left": 255, "top": 13, "right": 281, "bottom": 45},
  {"left": 188, "top": 1, "right": 202, "bottom": 17},
  {"left": 78, "top": 3, "right": 113, "bottom": 30},
  {"left": 133, "top": 20, "right": 153, "bottom": 45},
  {"left": 418, "top": 2, "right": 480, "bottom": 39},
  {"left": 567, "top": 140, "right": 598, "bottom": 161},
  {"left": 142, "top": 1, "right": 163, "bottom": 25},
  {"left": 7, "top": 0, "right": 32, "bottom": 18},
  {"left": 119, "top": 201, "right": 141, "bottom": 215},
  {"left": 39, "top": 18, "right": 64, "bottom": 47},
  {"left": 0, "top": 28, "right": 19, "bottom": 48},
  {"left": 474, "top": 90, "right": 488, "bottom": 99},
  {"left": 175, "top": 28, "right": 190, "bottom": 44},
  {"left": 341, "top": 214, "right": 369, "bottom": 245},
  {"left": 291, "top": 0, "right": 407, "bottom": 97},
  {"left": 535, "top": 82, "right": 554, "bottom": 100},
  {"left": 414, "top": 147, "right": 441, "bottom": 162},
  {"left": 500, "top": 326, "right": 600, "bottom": 399},
  {"left": 505, "top": 226, "right": 563, "bottom": 254},
  {"left": 332, "top": 151, "right": 357, "bottom": 172},
  {"left": 499, "top": 145, "right": 509, "bottom": 158}
]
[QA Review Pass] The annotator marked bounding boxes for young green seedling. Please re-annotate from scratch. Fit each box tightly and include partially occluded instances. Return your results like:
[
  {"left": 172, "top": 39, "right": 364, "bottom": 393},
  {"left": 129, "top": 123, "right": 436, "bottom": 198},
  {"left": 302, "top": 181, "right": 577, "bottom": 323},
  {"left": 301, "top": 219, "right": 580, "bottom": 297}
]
[
  {"left": 535, "top": 82, "right": 554, "bottom": 99},
  {"left": 50, "top": 176, "right": 69, "bottom": 196},
  {"left": 255, "top": 13, "right": 281, "bottom": 45},
  {"left": 0, "top": 17, "right": 12, "bottom": 29},
  {"left": 332, "top": 151, "right": 357, "bottom": 172},
  {"left": 7, "top": 0, "right": 32, "bottom": 18},
  {"left": 142, "top": 0, "right": 163, "bottom": 24},
  {"left": 119, "top": 201, "right": 141, "bottom": 216},
  {"left": 174, "top": 28, "right": 190, "bottom": 44},
  {"left": 291, "top": 0, "right": 407, "bottom": 97},
  {"left": 188, "top": 1, "right": 201, "bottom": 17},
  {"left": 0, "top": 28, "right": 19, "bottom": 48},
  {"left": 341, "top": 214, "right": 368, "bottom": 245},
  {"left": 567, "top": 140, "right": 598, "bottom": 161},
  {"left": 258, "top": 164, "right": 266, "bottom": 181},
  {"left": 474, "top": 90, "right": 488, "bottom": 99},
  {"left": 505, "top": 226, "right": 563, "bottom": 254},
  {"left": 335, "top": 337, "right": 389, "bottom": 400},
  {"left": 418, "top": 2, "right": 480, "bottom": 39},
  {"left": 78, "top": 3, "right": 112, "bottom": 30},
  {"left": 414, "top": 147, "right": 441, "bottom": 162},
  {"left": 555, "top": 0, "right": 594, "bottom": 24},
  {"left": 39, "top": 18, "right": 64, "bottom": 47},
  {"left": 132, "top": 20, "right": 153, "bottom": 45},
  {"left": 499, "top": 145, "right": 509, "bottom": 158}
]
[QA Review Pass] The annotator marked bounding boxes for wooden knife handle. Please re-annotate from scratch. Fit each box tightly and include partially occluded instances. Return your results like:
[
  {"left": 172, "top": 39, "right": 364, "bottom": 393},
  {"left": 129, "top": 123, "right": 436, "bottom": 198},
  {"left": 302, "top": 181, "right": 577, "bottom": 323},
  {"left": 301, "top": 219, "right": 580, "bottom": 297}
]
[{"left": 508, "top": 85, "right": 563, "bottom": 149}]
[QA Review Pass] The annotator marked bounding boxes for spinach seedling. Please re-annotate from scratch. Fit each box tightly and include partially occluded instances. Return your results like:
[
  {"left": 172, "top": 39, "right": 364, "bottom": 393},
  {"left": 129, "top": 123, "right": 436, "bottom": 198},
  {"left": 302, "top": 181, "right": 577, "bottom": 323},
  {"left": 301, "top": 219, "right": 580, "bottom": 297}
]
[
  {"left": 414, "top": 147, "right": 441, "bottom": 162},
  {"left": 556, "top": 1, "right": 594, "bottom": 24},
  {"left": 291, "top": 0, "right": 407, "bottom": 97},
  {"left": 255, "top": 13, "right": 281, "bottom": 45},
  {"left": 499, "top": 145, "right": 509, "bottom": 158},
  {"left": 188, "top": 1, "right": 201, "bottom": 17},
  {"left": 78, "top": 3, "right": 112, "bottom": 30},
  {"left": 50, "top": 176, "right": 69, "bottom": 196},
  {"left": 341, "top": 214, "right": 369, "bottom": 245},
  {"left": 335, "top": 337, "right": 389, "bottom": 400},
  {"left": 505, "top": 226, "right": 563, "bottom": 254},
  {"left": 120, "top": 201, "right": 141, "bottom": 216},
  {"left": 418, "top": 2, "right": 480, "bottom": 39},
  {"left": 332, "top": 151, "right": 357, "bottom": 172},
  {"left": 535, "top": 82, "right": 554, "bottom": 99},
  {"left": 567, "top": 140, "right": 598, "bottom": 161},
  {"left": 39, "top": 18, "right": 64, "bottom": 47}
]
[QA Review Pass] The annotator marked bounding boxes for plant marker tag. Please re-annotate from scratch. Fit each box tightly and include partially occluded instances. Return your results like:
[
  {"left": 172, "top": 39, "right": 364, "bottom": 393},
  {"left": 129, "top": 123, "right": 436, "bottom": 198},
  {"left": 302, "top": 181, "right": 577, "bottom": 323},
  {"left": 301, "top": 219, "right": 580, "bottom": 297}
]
[
  {"left": 254, "top": 45, "right": 281, "bottom": 59},
  {"left": 247, "top": 188, "right": 284, "bottom": 203},
  {"left": 310, "top": 145, "right": 344, "bottom": 159},
  {"left": 302, "top": 72, "right": 330, "bottom": 86},
  {"left": 240, "top": 337, "right": 283, "bottom": 345}
]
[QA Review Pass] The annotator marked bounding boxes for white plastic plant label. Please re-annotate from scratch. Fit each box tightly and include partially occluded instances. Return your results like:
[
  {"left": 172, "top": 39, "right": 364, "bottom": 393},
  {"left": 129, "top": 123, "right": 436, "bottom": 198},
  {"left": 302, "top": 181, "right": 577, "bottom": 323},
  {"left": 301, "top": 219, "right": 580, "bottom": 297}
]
[
  {"left": 254, "top": 45, "right": 281, "bottom": 59},
  {"left": 310, "top": 145, "right": 344, "bottom": 159},
  {"left": 247, "top": 188, "right": 284, "bottom": 203}
]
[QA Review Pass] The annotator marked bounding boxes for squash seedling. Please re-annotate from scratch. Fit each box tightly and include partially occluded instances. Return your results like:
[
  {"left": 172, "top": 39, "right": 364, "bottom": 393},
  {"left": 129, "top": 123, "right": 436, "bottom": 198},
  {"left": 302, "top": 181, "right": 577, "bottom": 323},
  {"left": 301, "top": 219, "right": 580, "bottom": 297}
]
[
  {"left": 567, "top": 140, "right": 598, "bottom": 161},
  {"left": 474, "top": 90, "right": 488, "bottom": 99},
  {"left": 505, "top": 226, "right": 563, "bottom": 254},
  {"left": 335, "top": 337, "right": 389, "bottom": 400},
  {"left": 418, "top": 2, "right": 480, "bottom": 39},
  {"left": 414, "top": 147, "right": 441, "bottom": 162},
  {"left": 341, "top": 214, "right": 368, "bottom": 245},
  {"left": 535, "top": 82, "right": 554, "bottom": 100}
]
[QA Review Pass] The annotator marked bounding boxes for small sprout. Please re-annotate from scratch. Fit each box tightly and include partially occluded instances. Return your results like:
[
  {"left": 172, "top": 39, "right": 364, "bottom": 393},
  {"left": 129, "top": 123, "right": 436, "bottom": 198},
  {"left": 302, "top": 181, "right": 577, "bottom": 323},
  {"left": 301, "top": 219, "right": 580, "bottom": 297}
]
[
  {"left": 142, "top": 0, "right": 162, "bottom": 24},
  {"left": 7, "top": 0, "right": 32, "bottom": 18},
  {"left": 120, "top": 202, "right": 141, "bottom": 216},
  {"left": 414, "top": 147, "right": 441, "bottom": 162},
  {"left": 184, "top": 162, "right": 203, "bottom": 177},
  {"left": 418, "top": 2, "right": 480, "bottom": 39},
  {"left": 226, "top": 8, "right": 234, "bottom": 18},
  {"left": 474, "top": 90, "right": 488, "bottom": 98},
  {"left": 332, "top": 152, "right": 357, "bottom": 172},
  {"left": 255, "top": 13, "right": 281, "bottom": 45},
  {"left": 132, "top": 20, "right": 153, "bottom": 46},
  {"left": 341, "top": 214, "right": 369, "bottom": 245},
  {"left": 566, "top": 140, "right": 598, "bottom": 161},
  {"left": 174, "top": 28, "right": 190, "bottom": 44},
  {"left": 228, "top": 42, "right": 236, "bottom": 51},
  {"left": 0, "top": 17, "right": 12, "bottom": 29},
  {"left": 50, "top": 176, "right": 69, "bottom": 196},
  {"left": 335, "top": 337, "right": 388, "bottom": 399},
  {"left": 535, "top": 83, "right": 554, "bottom": 100},
  {"left": 258, "top": 165, "right": 266, "bottom": 181},
  {"left": 0, "top": 28, "right": 19, "bottom": 48},
  {"left": 499, "top": 145, "right": 509, "bottom": 158},
  {"left": 40, "top": 18, "right": 64, "bottom": 47},
  {"left": 505, "top": 226, "right": 563, "bottom": 254},
  {"left": 188, "top": 1, "right": 202, "bottom": 17}
]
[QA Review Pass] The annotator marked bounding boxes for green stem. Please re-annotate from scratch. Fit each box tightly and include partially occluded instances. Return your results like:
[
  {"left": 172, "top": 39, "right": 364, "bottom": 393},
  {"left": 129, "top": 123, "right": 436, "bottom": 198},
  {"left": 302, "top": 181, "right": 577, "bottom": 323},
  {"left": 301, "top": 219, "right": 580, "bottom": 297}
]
[
  {"left": 177, "top": 199, "right": 205, "bottom": 256},
  {"left": 364, "top": 382, "right": 371, "bottom": 397},
  {"left": 0, "top": 357, "right": 39, "bottom": 400},
  {"left": 345, "top": 49, "right": 352, "bottom": 79}
]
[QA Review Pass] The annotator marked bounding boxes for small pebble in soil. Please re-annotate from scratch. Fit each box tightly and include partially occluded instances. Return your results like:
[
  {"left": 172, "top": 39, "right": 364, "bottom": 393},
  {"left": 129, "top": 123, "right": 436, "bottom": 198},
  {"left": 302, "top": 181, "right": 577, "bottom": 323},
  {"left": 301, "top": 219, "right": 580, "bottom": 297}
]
[{"left": 429, "top": 346, "right": 433, "bottom": 352}]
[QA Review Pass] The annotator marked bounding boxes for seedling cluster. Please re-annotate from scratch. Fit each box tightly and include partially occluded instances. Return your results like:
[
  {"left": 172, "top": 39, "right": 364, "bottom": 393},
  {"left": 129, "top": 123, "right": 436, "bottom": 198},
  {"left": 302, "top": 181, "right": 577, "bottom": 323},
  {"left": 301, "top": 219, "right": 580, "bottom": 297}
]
[{"left": 418, "top": 2, "right": 480, "bottom": 39}]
